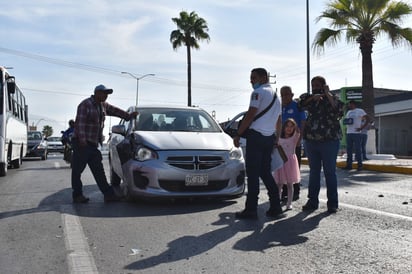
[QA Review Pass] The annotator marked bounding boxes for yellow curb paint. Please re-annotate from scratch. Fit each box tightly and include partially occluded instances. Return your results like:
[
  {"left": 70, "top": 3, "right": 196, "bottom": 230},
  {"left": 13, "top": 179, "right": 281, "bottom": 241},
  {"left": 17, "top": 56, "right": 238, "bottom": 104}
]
[{"left": 301, "top": 158, "right": 412, "bottom": 175}]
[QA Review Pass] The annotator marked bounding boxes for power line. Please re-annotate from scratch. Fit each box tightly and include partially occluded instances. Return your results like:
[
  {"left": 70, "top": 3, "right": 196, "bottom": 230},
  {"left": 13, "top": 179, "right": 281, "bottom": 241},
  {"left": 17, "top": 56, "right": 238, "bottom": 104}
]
[{"left": 0, "top": 46, "right": 245, "bottom": 93}]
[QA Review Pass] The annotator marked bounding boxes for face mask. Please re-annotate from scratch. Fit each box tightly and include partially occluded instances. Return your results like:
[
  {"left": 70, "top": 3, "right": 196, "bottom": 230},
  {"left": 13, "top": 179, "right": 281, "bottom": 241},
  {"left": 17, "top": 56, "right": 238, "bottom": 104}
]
[{"left": 252, "top": 83, "right": 261, "bottom": 89}]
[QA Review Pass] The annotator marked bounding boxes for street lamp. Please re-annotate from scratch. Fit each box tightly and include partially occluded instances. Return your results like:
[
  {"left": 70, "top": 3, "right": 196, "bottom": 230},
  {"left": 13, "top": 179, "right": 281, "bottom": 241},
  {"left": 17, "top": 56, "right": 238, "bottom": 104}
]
[{"left": 121, "top": 72, "right": 155, "bottom": 106}]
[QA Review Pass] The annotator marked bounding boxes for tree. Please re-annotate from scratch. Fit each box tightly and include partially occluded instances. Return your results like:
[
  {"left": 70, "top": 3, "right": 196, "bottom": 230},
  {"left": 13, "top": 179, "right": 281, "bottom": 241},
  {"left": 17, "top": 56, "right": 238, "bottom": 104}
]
[
  {"left": 313, "top": 0, "right": 412, "bottom": 119},
  {"left": 170, "top": 11, "right": 210, "bottom": 107},
  {"left": 42, "top": 125, "right": 53, "bottom": 138}
]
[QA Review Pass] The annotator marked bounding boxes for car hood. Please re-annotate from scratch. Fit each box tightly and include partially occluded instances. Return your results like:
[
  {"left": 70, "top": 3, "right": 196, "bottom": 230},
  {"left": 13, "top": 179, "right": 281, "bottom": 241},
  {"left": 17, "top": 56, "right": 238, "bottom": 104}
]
[
  {"left": 28, "top": 140, "right": 43, "bottom": 145},
  {"left": 133, "top": 131, "right": 233, "bottom": 150}
]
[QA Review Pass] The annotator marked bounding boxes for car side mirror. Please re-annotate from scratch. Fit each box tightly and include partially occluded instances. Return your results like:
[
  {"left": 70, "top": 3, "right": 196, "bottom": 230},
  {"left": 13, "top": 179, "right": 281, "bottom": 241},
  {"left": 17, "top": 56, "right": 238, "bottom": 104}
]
[{"left": 111, "top": 125, "right": 126, "bottom": 136}]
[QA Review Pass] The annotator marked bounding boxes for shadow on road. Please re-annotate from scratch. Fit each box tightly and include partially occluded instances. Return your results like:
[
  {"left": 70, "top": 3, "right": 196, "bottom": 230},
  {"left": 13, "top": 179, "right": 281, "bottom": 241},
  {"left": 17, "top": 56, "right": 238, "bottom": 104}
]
[
  {"left": 0, "top": 185, "right": 238, "bottom": 220},
  {"left": 124, "top": 209, "right": 330, "bottom": 271}
]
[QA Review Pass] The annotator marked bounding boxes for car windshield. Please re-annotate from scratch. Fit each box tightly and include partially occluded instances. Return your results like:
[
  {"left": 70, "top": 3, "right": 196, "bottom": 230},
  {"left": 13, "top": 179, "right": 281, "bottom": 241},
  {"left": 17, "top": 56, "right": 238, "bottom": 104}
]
[
  {"left": 134, "top": 108, "right": 221, "bottom": 132},
  {"left": 28, "top": 132, "right": 42, "bottom": 140}
]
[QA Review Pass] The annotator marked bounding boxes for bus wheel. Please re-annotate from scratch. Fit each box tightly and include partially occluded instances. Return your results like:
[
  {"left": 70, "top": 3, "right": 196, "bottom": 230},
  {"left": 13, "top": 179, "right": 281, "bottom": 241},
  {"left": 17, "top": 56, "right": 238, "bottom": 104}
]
[
  {"left": 11, "top": 146, "right": 23, "bottom": 168},
  {"left": 0, "top": 162, "right": 7, "bottom": 177}
]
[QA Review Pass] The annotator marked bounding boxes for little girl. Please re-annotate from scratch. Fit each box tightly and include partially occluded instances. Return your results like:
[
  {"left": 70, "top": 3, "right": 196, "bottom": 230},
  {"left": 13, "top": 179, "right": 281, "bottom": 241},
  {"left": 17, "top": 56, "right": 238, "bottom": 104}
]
[{"left": 273, "top": 118, "right": 301, "bottom": 210}]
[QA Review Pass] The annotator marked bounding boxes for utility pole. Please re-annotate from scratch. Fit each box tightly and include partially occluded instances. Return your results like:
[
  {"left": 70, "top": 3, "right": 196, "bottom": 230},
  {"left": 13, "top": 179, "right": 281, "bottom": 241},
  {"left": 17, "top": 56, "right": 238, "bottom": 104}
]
[{"left": 268, "top": 73, "right": 276, "bottom": 85}]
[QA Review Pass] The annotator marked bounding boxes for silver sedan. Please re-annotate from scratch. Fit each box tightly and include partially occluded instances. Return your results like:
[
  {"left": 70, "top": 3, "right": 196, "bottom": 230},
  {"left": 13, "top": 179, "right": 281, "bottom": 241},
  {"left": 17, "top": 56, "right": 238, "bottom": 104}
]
[{"left": 108, "top": 106, "right": 245, "bottom": 200}]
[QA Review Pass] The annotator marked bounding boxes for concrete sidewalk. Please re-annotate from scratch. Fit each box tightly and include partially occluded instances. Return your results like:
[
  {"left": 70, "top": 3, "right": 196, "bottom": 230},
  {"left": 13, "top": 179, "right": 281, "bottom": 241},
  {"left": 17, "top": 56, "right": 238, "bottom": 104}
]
[{"left": 302, "top": 154, "right": 412, "bottom": 175}]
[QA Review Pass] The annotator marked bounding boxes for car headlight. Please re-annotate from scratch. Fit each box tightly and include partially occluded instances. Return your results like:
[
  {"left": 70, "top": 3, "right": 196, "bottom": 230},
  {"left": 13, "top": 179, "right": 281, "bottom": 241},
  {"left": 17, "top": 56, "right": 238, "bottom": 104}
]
[
  {"left": 134, "top": 146, "right": 158, "bottom": 161},
  {"left": 229, "top": 147, "right": 243, "bottom": 160}
]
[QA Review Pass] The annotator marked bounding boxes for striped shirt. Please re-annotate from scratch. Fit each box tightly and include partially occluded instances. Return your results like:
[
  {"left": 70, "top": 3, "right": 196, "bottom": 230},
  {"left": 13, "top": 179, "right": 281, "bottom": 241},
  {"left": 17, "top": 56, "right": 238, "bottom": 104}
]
[{"left": 73, "top": 95, "right": 131, "bottom": 146}]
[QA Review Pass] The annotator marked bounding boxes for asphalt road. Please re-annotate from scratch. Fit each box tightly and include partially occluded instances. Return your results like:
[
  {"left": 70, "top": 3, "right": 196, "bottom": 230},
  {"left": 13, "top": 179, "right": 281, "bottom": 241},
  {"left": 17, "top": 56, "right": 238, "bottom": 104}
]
[{"left": 0, "top": 154, "right": 411, "bottom": 273}]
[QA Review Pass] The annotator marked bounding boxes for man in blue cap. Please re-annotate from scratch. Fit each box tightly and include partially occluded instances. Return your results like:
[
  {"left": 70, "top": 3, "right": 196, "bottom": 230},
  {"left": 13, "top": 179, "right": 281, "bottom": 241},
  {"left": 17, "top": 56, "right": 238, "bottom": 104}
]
[{"left": 71, "top": 84, "right": 138, "bottom": 203}]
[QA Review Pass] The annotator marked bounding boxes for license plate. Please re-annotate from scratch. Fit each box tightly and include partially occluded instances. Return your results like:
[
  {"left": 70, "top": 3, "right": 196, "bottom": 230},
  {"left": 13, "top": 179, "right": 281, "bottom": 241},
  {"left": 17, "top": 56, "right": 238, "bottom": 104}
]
[{"left": 185, "top": 174, "right": 208, "bottom": 186}]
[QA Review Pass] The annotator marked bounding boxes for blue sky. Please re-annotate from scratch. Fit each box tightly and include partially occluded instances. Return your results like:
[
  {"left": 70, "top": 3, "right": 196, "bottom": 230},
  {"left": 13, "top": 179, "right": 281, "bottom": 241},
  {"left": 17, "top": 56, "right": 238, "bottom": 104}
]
[{"left": 1, "top": 0, "right": 412, "bottom": 136}]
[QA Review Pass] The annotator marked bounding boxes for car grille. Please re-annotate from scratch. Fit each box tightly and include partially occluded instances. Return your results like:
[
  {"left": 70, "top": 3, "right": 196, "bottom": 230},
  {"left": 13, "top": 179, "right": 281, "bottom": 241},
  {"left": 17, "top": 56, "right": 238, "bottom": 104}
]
[
  {"left": 159, "top": 180, "right": 229, "bottom": 192},
  {"left": 165, "top": 155, "right": 224, "bottom": 170}
]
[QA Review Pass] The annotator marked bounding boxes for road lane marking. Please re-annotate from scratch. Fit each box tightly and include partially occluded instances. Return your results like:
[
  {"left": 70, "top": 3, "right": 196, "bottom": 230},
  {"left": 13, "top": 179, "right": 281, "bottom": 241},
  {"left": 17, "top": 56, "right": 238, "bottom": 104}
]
[
  {"left": 320, "top": 199, "right": 412, "bottom": 222},
  {"left": 61, "top": 205, "right": 98, "bottom": 274}
]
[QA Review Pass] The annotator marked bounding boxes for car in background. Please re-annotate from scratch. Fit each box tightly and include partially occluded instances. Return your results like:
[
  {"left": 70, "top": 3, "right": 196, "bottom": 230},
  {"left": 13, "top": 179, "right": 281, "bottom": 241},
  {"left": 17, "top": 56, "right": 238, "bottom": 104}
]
[
  {"left": 221, "top": 111, "right": 247, "bottom": 157},
  {"left": 46, "top": 136, "right": 64, "bottom": 154},
  {"left": 108, "top": 106, "right": 245, "bottom": 200},
  {"left": 26, "top": 131, "right": 48, "bottom": 160},
  {"left": 222, "top": 111, "right": 306, "bottom": 158}
]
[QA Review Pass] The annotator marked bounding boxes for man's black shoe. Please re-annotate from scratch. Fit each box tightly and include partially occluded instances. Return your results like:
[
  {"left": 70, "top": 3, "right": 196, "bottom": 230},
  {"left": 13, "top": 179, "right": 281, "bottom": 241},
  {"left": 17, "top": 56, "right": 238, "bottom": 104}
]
[
  {"left": 265, "top": 208, "right": 285, "bottom": 219},
  {"left": 235, "top": 209, "right": 258, "bottom": 219},
  {"left": 302, "top": 202, "right": 318, "bottom": 211},
  {"left": 73, "top": 194, "right": 90, "bottom": 204},
  {"left": 342, "top": 166, "right": 352, "bottom": 170},
  {"left": 327, "top": 207, "right": 338, "bottom": 214}
]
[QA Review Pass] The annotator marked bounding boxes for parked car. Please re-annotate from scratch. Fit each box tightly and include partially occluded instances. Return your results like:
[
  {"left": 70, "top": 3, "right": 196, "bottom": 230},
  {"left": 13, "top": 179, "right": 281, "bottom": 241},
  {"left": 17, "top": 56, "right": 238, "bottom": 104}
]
[
  {"left": 46, "top": 136, "right": 64, "bottom": 154},
  {"left": 221, "top": 111, "right": 247, "bottom": 157},
  {"left": 222, "top": 111, "right": 306, "bottom": 158},
  {"left": 108, "top": 106, "right": 245, "bottom": 200},
  {"left": 26, "top": 131, "right": 48, "bottom": 160}
]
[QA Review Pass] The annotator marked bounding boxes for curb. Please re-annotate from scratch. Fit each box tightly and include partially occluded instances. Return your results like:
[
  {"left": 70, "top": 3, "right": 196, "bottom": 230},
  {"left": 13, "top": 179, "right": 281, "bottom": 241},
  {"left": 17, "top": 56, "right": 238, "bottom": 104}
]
[{"left": 301, "top": 158, "right": 412, "bottom": 175}]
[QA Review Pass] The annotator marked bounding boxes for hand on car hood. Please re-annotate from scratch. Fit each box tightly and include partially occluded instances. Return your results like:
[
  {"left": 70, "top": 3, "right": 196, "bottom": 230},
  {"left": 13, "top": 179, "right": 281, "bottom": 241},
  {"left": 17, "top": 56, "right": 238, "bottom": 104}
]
[{"left": 133, "top": 131, "right": 233, "bottom": 150}]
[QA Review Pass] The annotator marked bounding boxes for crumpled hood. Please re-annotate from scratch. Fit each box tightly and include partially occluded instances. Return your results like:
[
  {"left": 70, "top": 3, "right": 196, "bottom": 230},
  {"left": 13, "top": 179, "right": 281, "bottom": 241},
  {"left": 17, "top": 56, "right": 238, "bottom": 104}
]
[{"left": 133, "top": 131, "right": 233, "bottom": 151}]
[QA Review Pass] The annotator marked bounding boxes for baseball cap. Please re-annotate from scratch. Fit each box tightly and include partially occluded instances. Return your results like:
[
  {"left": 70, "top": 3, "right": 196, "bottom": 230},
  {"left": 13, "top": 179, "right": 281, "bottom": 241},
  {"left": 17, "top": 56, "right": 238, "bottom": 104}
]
[{"left": 94, "top": 84, "right": 113, "bottom": 94}]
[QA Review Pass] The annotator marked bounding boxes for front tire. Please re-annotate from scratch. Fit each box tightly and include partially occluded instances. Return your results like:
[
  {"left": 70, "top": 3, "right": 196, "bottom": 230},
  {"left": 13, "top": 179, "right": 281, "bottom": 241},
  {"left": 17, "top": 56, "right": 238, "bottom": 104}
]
[
  {"left": 41, "top": 151, "right": 47, "bottom": 160},
  {"left": 0, "top": 162, "right": 7, "bottom": 177},
  {"left": 11, "top": 146, "right": 23, "bottom": 168},
  {"left": 110, "top": 166, "right": 121, "bottom": 186}
]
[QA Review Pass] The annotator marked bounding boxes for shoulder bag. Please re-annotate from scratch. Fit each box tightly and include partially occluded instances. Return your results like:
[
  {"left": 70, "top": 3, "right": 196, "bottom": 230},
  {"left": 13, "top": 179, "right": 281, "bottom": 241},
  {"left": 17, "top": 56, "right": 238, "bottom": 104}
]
[{"left": 238, "top": 93, "right": 278, "bottom": 138}]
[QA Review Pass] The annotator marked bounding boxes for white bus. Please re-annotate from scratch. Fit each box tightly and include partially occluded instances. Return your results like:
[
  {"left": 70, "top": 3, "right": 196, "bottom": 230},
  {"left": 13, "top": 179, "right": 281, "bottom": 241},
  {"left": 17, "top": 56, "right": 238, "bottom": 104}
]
[{"left": 0, "top": 66, "right": 28, "bottom": 176}]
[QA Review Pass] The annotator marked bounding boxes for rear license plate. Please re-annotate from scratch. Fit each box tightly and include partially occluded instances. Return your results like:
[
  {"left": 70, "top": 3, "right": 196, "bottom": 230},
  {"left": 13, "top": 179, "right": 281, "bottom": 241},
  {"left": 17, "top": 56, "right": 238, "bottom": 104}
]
[{"left": 185, "top": 174, "right": 208, "bottom": 186}]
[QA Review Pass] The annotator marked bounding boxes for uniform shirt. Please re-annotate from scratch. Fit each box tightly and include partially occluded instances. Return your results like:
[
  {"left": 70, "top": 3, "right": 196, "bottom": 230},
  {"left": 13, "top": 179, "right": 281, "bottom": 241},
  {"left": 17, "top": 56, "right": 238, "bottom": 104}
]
[
  {"left": 345, "top": 108, "right": 366, "bottom": 134},
  {"left": 282, "top": 100, "right": 306, "bottom": 127},
  {"left": 73, "top": 95, "right": 132, "bottom": 145},
  {"left": 249, "top": 83, "right": 281, "bottom": 136},
  {"left": 298, "top": 93, "right": 344, "bottom": 142}
]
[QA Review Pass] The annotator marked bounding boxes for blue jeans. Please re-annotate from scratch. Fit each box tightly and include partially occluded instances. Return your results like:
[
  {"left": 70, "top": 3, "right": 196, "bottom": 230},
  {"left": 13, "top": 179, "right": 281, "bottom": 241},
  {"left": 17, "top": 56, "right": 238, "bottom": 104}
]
[
  {"left": 304, "top": 139, "right": 340, "bottom": 208},
  {"left": 360, "top": 133, "right": 368, "bottom": 159},
  {"left": 346, "top": 133, "right": 362, "bottom": 167},
  {"left": 71, "top": 140, "right": 114, "bottom": 197},
  {"left": 245, "top": 129, "right": 281, "bottom": 212}
]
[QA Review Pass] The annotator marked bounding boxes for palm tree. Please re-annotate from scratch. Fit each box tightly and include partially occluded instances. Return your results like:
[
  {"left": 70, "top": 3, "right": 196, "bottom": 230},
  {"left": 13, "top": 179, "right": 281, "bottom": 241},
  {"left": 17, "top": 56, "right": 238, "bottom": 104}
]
[
  {"left": 42, "top": 125, "right": 53, "bottom": 138},
  {"left": 170, "top": 11, "right": 210, "bottom": 107},
  {"left": 313, "top": 0, "right": 412, "bottom": 119}
]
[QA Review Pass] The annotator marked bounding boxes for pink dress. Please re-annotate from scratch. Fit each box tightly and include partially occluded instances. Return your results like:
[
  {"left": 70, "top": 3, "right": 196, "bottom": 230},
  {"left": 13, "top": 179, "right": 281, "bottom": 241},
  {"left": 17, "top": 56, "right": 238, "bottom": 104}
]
[{"left": 274, "top": 133, "right": 301, "bottom": 185}]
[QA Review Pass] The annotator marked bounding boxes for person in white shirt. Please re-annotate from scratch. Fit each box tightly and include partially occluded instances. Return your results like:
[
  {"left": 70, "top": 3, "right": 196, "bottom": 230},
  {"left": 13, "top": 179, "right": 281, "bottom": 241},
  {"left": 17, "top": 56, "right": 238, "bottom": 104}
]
[
  {"left": 343, "top": 100, "right": 370, "bottom": 171},
  {"left": 233, "top": 67, "right": 284, "bottom": 219}
]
